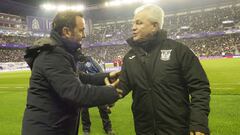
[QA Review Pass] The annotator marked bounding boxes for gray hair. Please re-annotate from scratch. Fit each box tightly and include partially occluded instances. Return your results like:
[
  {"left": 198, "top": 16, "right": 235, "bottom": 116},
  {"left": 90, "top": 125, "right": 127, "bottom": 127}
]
[{"left": 134, "top": 4, "right": 165, "bottom": 29}]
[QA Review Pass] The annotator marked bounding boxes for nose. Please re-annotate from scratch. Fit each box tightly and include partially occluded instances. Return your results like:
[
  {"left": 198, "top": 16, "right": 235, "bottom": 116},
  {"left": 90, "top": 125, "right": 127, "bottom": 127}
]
[{"left": 132, "top": 23, "right": 137, "bottom": 32}]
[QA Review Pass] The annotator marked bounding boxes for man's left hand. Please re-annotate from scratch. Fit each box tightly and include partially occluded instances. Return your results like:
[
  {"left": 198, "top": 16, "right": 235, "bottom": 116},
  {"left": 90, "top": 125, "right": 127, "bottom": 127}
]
[
  {"left": 104, "top": 77, "right": 123, "bottom": 98},
  {"left": 104, "top": 77, "right": 119, "bottom": 87},
  {"left": 109, "top": 70, "right": 121, "bottom": 80}
]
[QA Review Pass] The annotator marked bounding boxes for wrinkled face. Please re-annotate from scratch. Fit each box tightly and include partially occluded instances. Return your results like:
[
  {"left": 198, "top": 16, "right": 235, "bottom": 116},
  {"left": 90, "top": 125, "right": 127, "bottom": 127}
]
[
  {"left": 132, "top": 12, "right": 158, "bottom": 42},
  {"left": 62, "top": 16, "right": 86, "bottom": 44}
]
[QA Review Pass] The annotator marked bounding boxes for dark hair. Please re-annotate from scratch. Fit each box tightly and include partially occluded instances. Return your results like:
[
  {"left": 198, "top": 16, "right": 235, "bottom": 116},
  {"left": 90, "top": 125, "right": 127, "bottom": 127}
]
[{"left": 52, "top": 11, "right": 83, "bottom": 35}]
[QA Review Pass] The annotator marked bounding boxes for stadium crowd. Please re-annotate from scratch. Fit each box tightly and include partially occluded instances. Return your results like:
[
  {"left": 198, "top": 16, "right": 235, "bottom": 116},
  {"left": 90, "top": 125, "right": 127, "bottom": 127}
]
[
  {"left": 1, "top": 3, "right": 240, "bottom": 63},
  {"left": 1, "top": 33, "right": 240, "bottom": 63},
  {"left": 0, "top": 48, "right": 24, "bottom": 62},
  {"left": 179, "top": 34, "right": 240, "bottom": 57},
  {"left": 89, "top": 4, "right": 240, "bottom": 43},
  {"left": 81, "top": 33, "right": 240, "bottom": 62},
  {"left": 165, "top": 5, "right": 240, "bottom": 36},
  {"left": 82, "top": 45, "right": 130, "bottom": 63},
  {"left": 0, "top": 34, "right": 39, "bottom": 45}
]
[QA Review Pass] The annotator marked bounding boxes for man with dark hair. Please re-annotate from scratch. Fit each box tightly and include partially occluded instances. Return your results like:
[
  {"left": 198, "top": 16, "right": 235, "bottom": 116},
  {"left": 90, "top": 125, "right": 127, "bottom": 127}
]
[
  {"left": 22, "top": 11, "right": 122, "bottom": 135},
  {"left": 77, "top": 55, "right": 115, "bottom": 135}
]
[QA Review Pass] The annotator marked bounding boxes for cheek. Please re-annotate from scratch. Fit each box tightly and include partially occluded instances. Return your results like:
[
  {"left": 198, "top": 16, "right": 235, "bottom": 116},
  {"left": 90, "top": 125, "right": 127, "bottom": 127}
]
[
  {"left": 139, "top": 29, "right": 148, "bottom": 37},
  {"left": 139, "top": 25, "right": 149, "bottom": 35},
  {"left": 75, "top": 32, "right": 82, "bottom": 39},
  {"left": 137, "top": 26, "right": 144, "bottom": 35},
  {"left": 144, "top": 27, "right": 154, "bottom": 35}
]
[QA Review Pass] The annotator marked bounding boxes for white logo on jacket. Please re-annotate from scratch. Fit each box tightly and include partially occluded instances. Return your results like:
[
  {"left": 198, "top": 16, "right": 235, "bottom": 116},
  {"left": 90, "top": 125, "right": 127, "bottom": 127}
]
[
  {"left": 160, "top": 50, "right": 172, "bottom": 61},
  {"left": 85, "top": 62, "right": 92, "bottom": 68},
  {"left": 129, "top": 55, "right": 136, "bottom": 59}
]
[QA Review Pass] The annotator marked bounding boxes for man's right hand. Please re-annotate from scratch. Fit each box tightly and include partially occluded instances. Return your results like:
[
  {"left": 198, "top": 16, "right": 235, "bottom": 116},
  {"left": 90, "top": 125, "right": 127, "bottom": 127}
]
[{"left": 105, "top": 77, "right": 123, "bottom": 98}]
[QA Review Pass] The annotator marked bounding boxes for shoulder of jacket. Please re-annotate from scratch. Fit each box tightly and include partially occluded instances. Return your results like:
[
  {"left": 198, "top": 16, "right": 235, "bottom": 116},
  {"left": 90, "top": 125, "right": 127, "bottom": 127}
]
[
  {"left": 33, "top": 37, "right": 57, "bottom": 47},
  {"left": 163, "top": 38, "right": 190, "bottom": 51},
  {"left": 39, "top": 46, "right": 72, "bottom": 63},
  {"left": 164, "top": 38, "right": 183, "bottom": 47},
  {"left": 39, "top": 50, "right": 75, "bottom": 71}
]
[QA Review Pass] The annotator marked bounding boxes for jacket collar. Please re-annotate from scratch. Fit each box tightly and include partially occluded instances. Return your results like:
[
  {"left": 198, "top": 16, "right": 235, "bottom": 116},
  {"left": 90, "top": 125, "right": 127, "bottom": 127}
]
[
  {"left": 126, "top": 30, "right": 167, "bottom": 53},
  {"left": 24, "top": 31, "right": 82, "bottom": 69}
]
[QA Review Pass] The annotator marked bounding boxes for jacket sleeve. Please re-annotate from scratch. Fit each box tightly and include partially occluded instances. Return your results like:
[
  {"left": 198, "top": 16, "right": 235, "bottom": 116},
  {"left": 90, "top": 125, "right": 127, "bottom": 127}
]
[
  {"left": 79, "top": 72, "right": 109, "bottom": 85},
  {"left": 178, "top": 45, "right": 211, "bottom": 134},
  {"left": 118, "top": 57, "right": 132, "bottom": 97},
  {"left": 42, "top": 53, "right": 119, "bottom": 107}
]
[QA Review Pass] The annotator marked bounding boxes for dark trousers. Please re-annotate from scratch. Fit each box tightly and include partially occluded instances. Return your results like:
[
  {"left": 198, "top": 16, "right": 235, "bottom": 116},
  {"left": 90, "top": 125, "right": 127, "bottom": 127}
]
[{"left": 81, "top": 105, "right": 112, "bottom": 132}]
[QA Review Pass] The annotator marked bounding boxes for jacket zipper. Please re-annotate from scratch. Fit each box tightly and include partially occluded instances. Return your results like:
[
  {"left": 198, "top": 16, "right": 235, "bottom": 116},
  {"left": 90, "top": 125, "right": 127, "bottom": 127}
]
[{"left": 144, "top": 52, "right": 157, "bottom": 134}]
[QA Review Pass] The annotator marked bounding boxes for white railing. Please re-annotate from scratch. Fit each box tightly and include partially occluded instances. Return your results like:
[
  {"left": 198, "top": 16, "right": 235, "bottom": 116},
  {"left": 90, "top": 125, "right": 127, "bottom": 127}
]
[{"left": 0, "top": 62, "right": 29, "bottom": 72}]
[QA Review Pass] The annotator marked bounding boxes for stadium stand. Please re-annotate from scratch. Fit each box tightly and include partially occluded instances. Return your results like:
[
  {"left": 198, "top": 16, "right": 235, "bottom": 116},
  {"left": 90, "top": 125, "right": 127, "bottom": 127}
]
[
  {"left": 0, "top": 48, "right": 25, "bottom": 62},
  {"left": 1, "top": 2, "right": 240, "bottom": 63},
  {"left": 81, "top": 34, "right": 240, "bottom": 62}
]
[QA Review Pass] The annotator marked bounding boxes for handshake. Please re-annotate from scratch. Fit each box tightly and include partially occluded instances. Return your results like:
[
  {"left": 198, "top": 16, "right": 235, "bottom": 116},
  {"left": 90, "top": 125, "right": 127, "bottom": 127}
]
[{"left": 104, "top": 71, "right": 123, "bottom": 99}]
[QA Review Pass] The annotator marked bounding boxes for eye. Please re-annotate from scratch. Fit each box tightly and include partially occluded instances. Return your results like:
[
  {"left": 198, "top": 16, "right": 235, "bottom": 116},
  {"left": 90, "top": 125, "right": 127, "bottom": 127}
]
[{"left": 136, "top": 21, "right": 142, "bottom": 25}]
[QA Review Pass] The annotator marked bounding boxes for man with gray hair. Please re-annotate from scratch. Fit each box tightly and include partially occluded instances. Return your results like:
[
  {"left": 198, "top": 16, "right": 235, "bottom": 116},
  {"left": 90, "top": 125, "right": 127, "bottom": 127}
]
[{"left": 113, "top": 4, "right": 210, "bottom": 135}]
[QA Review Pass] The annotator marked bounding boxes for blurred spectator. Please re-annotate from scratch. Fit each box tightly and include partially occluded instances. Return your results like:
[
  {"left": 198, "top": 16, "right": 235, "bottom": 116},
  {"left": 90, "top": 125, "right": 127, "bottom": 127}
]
[
  {"left": 0, "top": 34, "right": 40, "bottom": 45},
  {"left": 0, "top": 48, "right": 25, "bottom": 62}
]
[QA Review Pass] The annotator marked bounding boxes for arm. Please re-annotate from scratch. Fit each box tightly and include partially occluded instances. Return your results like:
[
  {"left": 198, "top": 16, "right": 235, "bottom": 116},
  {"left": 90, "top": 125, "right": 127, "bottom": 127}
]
[
  {"left": 79, "top": 72, "right": 109, "bottom": 85},
  {"left": 118, "top": 57, "right": 132, "bottom": 97},
  {"left": 179, "top": 45, "right": 210, "bottom": 134},
  {"left": 42, "top": 53, "right": 119, "bottom": 107}
]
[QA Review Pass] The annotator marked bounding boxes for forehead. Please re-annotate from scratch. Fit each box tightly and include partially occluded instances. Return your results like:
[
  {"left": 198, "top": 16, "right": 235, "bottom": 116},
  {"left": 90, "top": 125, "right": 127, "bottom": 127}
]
[{"left": 133, "top": 11, "right": 149, "bottom": 21}]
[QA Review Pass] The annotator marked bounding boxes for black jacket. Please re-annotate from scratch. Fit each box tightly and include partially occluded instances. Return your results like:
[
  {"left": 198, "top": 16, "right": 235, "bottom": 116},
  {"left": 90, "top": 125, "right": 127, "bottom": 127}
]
[
  {"left": 22, "top": 31, "right": 119, "bottom": 135},
  {"left": 118, "top": 31, "right": 210, "bottom": 135}
]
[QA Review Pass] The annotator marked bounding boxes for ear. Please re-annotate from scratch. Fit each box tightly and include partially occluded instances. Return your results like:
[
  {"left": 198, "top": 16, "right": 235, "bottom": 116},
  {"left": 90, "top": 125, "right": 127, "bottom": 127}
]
[
  {"left": 62, "top": 27, "right": 71, "bottom": 38},
  {"left": 152, "top": 22, "right": 159, "bottom": 31}
]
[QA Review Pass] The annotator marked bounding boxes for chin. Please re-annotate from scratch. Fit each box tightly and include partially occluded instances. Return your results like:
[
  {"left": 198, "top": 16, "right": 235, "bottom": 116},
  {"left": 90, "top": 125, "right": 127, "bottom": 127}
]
[{"left": 133, "top": 37, "right": 139, "bottom": 41}]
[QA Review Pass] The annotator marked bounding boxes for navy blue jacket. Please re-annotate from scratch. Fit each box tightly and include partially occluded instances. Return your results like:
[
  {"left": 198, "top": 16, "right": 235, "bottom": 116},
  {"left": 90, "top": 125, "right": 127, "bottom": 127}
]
[{"left": 77, "top": 56, "right": 102, "bottom": 74}]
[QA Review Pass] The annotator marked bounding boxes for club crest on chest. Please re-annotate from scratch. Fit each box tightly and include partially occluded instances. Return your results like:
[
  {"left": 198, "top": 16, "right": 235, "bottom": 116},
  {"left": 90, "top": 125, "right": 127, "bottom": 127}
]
[{"left": 160, "top": 50, "right": 172, "bottom": 61}]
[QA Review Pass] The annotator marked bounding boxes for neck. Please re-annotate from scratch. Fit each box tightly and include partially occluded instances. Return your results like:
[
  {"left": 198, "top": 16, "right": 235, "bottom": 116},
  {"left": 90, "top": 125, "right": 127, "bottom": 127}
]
[
  {"left": 127, "top": 30, "right": 167, "bottom": 52},
  {"left": 50, "top": 30, "right": 81, "bottom": 54}
]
